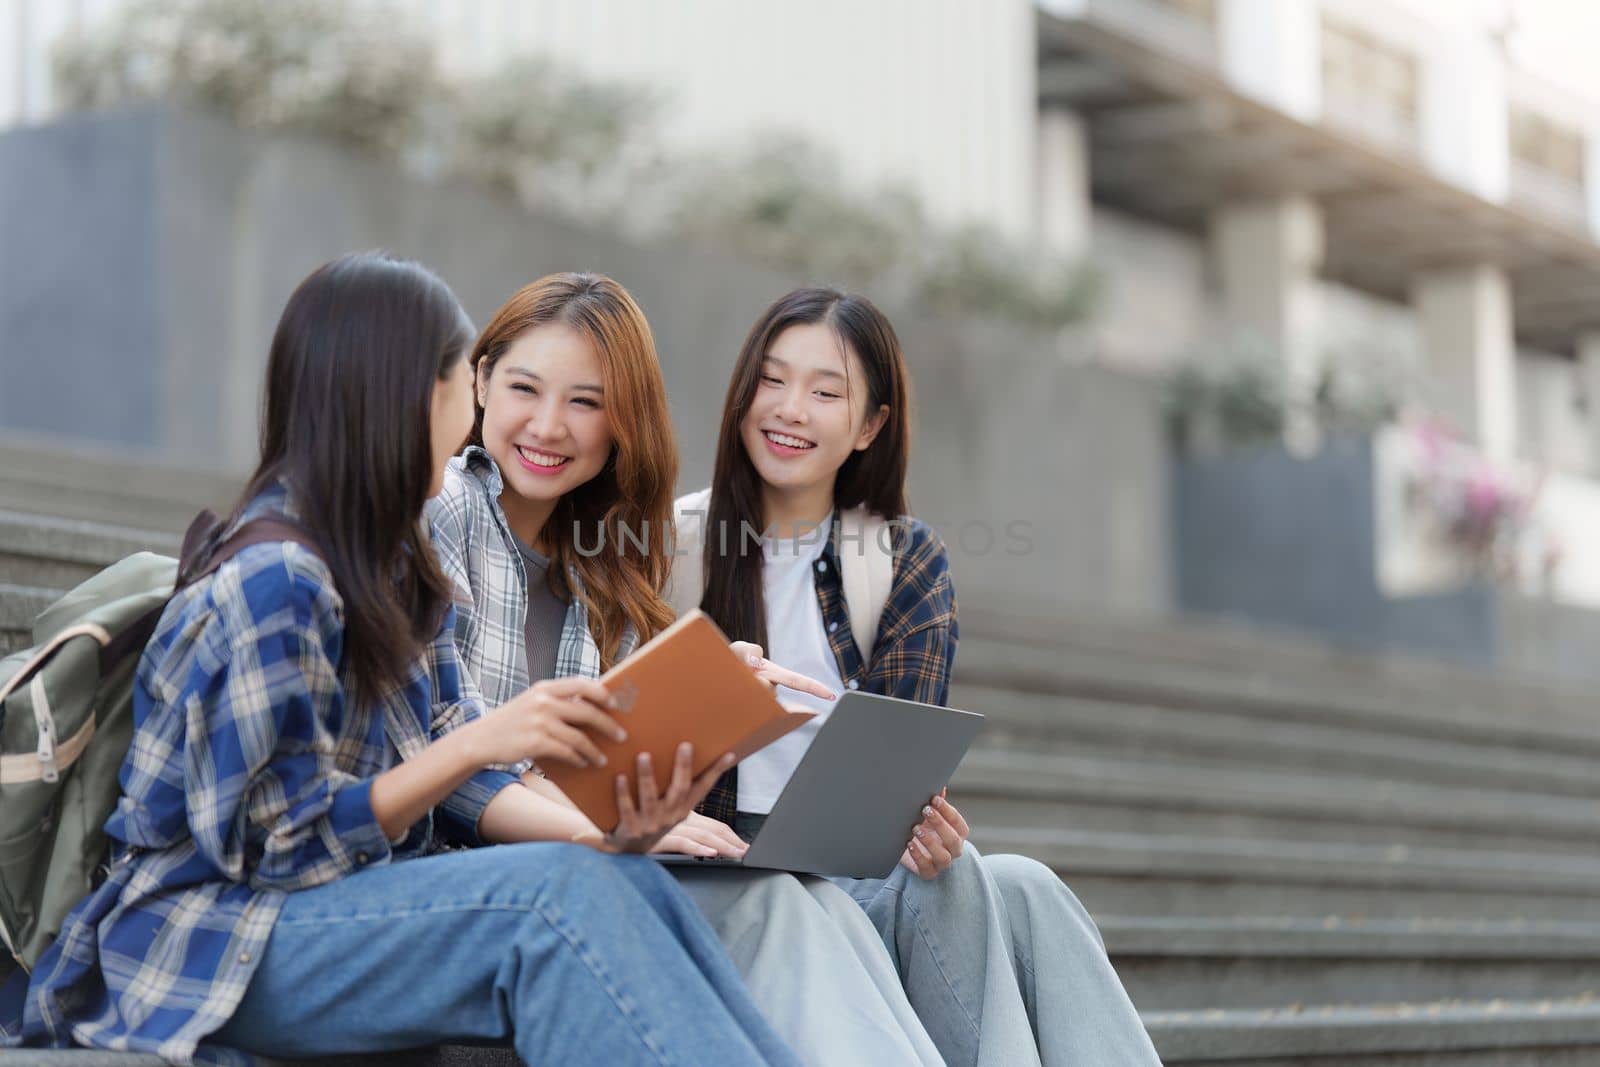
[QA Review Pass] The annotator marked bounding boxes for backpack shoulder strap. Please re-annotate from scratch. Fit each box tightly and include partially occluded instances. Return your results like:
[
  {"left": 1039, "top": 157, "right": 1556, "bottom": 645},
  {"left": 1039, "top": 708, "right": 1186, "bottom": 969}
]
[
  {"left": 179, "top": 509, "right": 325, "bottom": 586},
  {"left": 665, "top": 488, "right": 712, "bottom": 618},
  {"left": 97, "top": 511, "right": 328, "bottom": 672},
  {"left": 838, "top": 508, "right": 894, "bottom": 663}
]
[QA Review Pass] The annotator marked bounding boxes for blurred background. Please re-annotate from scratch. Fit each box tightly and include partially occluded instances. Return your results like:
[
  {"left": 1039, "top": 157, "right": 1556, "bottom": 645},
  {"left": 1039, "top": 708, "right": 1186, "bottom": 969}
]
[{"left": 6, "top": 2, "right": 1600, "bottom": 1062}]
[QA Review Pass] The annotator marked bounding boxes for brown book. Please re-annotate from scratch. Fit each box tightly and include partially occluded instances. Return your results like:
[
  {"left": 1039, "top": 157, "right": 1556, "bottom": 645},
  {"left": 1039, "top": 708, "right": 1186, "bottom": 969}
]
[{"left": 543, "top": 610, "right": 815, "bottom": 831}]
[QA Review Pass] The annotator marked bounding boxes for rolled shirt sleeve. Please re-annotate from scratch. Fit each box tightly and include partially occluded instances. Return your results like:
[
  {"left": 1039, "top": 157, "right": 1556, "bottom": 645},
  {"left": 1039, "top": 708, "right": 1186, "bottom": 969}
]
[{"left": 427, "top": 604, "right": 519, "bottom": 845}]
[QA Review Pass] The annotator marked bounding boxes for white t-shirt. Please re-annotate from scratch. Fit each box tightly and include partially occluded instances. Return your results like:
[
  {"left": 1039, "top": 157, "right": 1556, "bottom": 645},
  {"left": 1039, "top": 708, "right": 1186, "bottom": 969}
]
[{"left": 735, "top": 517, "right": 847, "bottom": 815}]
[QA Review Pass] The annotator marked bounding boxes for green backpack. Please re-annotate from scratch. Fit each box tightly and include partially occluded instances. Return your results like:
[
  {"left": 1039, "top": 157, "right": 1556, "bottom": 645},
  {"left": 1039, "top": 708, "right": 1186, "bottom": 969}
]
[{"left": 0, "top": 514, "right": 316, "bottom": 991}]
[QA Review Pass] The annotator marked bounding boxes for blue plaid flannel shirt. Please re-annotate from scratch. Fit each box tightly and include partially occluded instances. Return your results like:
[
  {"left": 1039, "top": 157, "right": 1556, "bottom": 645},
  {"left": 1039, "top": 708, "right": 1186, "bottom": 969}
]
[{"left": 9, "top": 486, "right": 517, "bottom": 1065}]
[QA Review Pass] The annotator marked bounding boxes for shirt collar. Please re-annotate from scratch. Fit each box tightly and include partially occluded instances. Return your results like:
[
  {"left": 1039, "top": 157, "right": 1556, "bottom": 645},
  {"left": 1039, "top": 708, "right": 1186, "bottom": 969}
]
[{"left": 461, "top": 445, "right": 505, "bottom": 497}]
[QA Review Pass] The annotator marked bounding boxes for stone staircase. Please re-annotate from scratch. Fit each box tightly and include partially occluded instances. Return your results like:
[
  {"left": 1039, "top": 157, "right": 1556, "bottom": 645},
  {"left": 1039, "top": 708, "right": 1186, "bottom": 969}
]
[
  {"left": 7, "top": 509, "right": 1600, "bottom": 1064},
  {"left": 949, "top": 602, "right": 1600, "bottom": 1064}
]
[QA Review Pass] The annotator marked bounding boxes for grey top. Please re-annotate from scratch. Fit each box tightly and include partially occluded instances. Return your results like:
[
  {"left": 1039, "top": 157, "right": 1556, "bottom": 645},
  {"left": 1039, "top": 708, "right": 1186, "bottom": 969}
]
[{"left": 515, "top": 537, "right": 569, "bottom": 684}]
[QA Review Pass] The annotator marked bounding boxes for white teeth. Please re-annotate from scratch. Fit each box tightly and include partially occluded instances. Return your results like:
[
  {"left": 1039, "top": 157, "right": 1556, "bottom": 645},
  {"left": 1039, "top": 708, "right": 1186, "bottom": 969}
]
[
  {"left": 517, "top": 446, "right": 569, "bottom": 468},
  {"left": 765, "top": 431, "right": 815, "bottom": 450}
]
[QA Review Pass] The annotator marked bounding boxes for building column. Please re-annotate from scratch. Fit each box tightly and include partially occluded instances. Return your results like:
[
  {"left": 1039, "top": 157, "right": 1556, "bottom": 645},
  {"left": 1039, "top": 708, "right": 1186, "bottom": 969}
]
[
  {"left": 1217, "top": 0, "right": 1322, "bottom": 122},
  {"left": 1411, "top": 264, "right": 1517, "bottom": 461},
  {"left": 1036, "top": 105, "right": 1091, "bottom": 258},
  {"left": 1584, "top": 135, "right": 1600, "bottom": 243},
  {"left": 1418, "top": 20, "right": 1509, "bottom": 203},
  {"left": 1209, "top": 195, "right": 1325, "bottom": 435},
  {"left": 1578, "top": 332, "right": 1600, "bottom": 476}
]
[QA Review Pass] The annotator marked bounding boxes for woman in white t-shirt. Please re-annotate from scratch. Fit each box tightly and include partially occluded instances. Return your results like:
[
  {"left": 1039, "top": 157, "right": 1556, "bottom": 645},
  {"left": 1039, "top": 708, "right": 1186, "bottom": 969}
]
[{"left": 674, "top": 287, "right": 1163, "bottom": 1067}]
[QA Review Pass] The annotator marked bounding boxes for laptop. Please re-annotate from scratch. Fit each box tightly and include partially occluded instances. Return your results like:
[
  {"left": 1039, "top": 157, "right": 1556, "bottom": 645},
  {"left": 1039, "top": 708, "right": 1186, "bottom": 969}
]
[{"left": 655, "top": 691, "right": 984, "bottom": 879}]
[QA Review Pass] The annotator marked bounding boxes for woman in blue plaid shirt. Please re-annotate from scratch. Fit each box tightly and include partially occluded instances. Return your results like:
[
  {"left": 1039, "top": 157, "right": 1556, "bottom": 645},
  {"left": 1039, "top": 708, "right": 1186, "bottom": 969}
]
[
  {"left": 682, "top": 288, "right": 1163, "bottom": 1067},
  {"left": 15, "top": 253, "right": 800, "bottom": 1066}
]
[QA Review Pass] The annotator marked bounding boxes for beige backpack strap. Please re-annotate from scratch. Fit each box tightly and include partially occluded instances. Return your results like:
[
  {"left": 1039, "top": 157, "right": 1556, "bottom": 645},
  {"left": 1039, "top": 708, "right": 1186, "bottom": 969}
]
[
  {"left": 839, "top": 508, "right": 894, "bottom": 662},
  {"left": 665, "top": 488, "right": 713, "bottom": 618}
]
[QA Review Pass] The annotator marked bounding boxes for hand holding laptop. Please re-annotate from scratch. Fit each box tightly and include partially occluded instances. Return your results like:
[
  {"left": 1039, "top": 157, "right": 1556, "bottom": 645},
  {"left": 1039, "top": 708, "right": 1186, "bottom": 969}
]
[{"left": 900, "top": 789, "right": 971, "bottom": 879}]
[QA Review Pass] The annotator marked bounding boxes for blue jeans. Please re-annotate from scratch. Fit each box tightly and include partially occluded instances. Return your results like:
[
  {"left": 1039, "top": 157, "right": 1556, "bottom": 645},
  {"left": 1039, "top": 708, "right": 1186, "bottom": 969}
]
[
  {"left": 212, "top": 843, "right": 801, "bottom": 1066},
  {"left": 829, "top": 848, "right": 1161, "bottom": 1067}
]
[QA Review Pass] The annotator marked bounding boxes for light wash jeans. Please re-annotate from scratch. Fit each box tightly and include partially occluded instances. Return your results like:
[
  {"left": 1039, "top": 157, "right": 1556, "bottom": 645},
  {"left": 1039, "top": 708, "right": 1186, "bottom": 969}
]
[
  {"left": 829, "top": 847, "right": 1162, "bottom": 1067},
  {"left": 670, "top": 867, "right": 944, "bottom": 1066},
  {"left": 212, "top": 843, "right": 800, "bottom": 1066},
  {"left": 737, "top": 812, "right": 1157, "bottom": 1067}
]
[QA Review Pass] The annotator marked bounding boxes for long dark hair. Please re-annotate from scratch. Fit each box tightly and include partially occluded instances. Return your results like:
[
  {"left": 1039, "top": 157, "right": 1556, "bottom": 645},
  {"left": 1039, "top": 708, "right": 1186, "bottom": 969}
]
[
  {"left": 700, "top": 288, "right": 911, "bottom": 648},
  {"left": 223, "top": 251, "right": 475, "bottom": 703}
]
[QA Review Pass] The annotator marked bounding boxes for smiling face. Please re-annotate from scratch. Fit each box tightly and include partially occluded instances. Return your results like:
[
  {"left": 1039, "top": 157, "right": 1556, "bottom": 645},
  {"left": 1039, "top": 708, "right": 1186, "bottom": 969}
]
[
  {"left": 476, "top": 321, "right": 613, "bottom": 544},
  {"left": 738, "top": 321, "right": 888, "bottom": 513}
]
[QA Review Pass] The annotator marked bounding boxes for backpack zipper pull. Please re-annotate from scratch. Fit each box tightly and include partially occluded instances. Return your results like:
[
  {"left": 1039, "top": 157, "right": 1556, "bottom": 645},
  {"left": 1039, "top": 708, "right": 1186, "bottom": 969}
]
[{"left": 31, "top": 676, "right": 58, "bottom": 784}]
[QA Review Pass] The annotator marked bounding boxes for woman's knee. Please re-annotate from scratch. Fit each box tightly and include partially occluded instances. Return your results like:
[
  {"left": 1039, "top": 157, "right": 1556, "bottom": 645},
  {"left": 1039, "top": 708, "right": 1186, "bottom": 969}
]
[
  {"left": 468, "top": 841, "right": 649, "bottom": 903},
  {"left": 983, "top": 853, "right": 1105, "bottom": 951}
]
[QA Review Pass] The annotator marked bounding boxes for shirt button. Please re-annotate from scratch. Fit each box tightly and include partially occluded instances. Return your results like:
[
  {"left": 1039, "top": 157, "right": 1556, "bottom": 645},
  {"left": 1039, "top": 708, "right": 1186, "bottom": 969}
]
[
  {"left": 356, "top": 852, "right": 370, "bottom": 865},
  {"left": 846, "top": 680, "right": 860, "bottom": 691},
  {"left": 237, "top": 951, "right": 252, "bottom": 964},
  {"left": 828, "top": 622, "right": 839, "bottom": 634},
  {"left": 815, "top": 560, "right": 828, "bottom": 573}
]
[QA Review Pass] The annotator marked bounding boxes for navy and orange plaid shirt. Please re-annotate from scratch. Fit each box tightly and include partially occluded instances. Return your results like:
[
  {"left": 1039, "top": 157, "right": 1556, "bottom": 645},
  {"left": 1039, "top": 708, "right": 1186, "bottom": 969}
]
[{"left": 697, "top": 516, "right": 959, "bottom": 825}]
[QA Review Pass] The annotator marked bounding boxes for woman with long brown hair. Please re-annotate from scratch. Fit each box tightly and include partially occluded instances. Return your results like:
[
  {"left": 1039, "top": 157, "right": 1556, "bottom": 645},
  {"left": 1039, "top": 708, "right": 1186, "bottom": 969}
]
[
  {"left": 670, "top": 287, "right": 1162, "bottom": 1067},
  {"left": 428, "top": 272, "right": 943, "bottom": 1065},
  {"left": 10, "top": 252, "right": 798, "bottom": 1066}
]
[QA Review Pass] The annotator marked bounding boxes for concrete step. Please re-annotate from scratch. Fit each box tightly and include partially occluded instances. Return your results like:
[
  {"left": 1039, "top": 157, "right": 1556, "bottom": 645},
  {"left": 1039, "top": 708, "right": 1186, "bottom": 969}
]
[
  {"left": 957, "top": 683, "right": 1600, "bottom": 799},
  {"left": 0, "top": 509, "right": 179, "bottom": 590},
  {"left": 976, "top": 826, "right": 1600, "bottom": 923},
  {"left": 961, "top": 599, "right": 1600, "bottom": 724},
  {"left": 0, "top": 432, "right": 239, "bottom": 535},
  {"left": 1103, "top": 916, "right": 1600, "bottom": 1012},
  {"left": 951, "top": 748, "right": 1600, "bottom": 854},
  {"left": 1147, "top": 995, "right": 1600, "bottom": 1065},
  {"left": 956, "top": 637, "right": 1600, "bottom": 760}
]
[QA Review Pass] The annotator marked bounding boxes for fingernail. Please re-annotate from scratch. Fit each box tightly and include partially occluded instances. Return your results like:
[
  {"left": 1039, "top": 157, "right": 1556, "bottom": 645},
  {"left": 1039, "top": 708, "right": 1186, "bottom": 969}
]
[
  {"left": 747, "top": 654, "right": 762, "bottom": 666},
  {"left": 615, "top": 730, "right": 628, "bottom": 742},
  {"left": 595, "top": 754, "right": 607, "bottom": 767},
  {"left": 679, "top": 742, "right": 692, "bottom": 757},
  {"left": 922, "top": 805, "right": 934, "bottom": 818},
  {"left": 913, "top": 826, "right": 925, "bottom": 838}
]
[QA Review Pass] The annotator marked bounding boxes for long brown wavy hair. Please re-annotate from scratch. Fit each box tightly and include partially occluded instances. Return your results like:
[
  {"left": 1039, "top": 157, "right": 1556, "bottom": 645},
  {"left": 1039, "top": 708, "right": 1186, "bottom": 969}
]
[
  {"left": 469, "top": 273, "right": 677, "bottom": 668},
  {"left": 699, "top": 287, "right": 911, "bottom": 649}
]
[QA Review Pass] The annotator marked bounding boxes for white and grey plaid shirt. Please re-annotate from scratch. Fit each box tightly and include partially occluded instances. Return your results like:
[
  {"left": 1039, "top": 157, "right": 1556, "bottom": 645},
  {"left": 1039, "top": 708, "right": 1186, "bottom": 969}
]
[{"left": 426, "top": 448, "right": 637, "bottom": 706}]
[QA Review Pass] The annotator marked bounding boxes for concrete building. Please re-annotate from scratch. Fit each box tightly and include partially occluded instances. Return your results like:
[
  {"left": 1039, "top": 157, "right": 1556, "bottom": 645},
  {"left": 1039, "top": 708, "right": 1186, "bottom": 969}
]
[
  {"left": 9, "top": 0, "right": 1600, "bottom": 617},
  {"left": 6, "top": 0, "right": 1598, "bottom": 471}
]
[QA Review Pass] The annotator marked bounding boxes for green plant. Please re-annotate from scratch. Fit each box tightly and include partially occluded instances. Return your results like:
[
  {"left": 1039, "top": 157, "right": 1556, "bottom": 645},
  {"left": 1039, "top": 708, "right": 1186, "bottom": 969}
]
[
  {"left": 916, "top": 225, "right": 1098, "bottom": 330},
  {"left": 668, "top": 136, "right": 924, "bottom": 287},
  {"left": 53, "top": 0, "right": 1098, "bottom": 332},
  {"left": 55, "top": 0, "right": 437, "bottom": 156},
  {"left": 443, "top": 57, "right": 660, "bottom": 221}
]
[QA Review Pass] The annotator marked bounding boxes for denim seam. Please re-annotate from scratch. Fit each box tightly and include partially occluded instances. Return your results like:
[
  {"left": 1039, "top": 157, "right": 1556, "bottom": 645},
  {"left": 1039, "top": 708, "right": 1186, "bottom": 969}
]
[
  {"left": 531, "top": 896, "right": 673, "bottom": 1067},
  {"left": 273, "top": 900, "right": 544, "bottom": 925},
  {"left": 899, "top": 893, "right": 983, "bottom": 1039}
]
